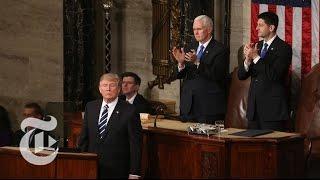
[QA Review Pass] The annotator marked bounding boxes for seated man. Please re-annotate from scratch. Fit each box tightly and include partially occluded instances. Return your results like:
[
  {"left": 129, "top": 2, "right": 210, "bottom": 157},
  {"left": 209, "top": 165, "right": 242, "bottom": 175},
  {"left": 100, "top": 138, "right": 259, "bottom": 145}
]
[
  {"left": 0, "top": 105, "right": 13, "bottom": 146},
  {"left": 120, "top": 72, "right": 154, "bottom": 114},
  {"left": 12, "top": 102, "right": 55, "bottom": 147}
]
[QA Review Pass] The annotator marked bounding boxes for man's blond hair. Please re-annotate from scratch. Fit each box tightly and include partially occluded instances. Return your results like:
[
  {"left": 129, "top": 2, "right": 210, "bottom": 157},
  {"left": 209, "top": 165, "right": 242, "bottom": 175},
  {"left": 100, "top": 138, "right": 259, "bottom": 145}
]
[{"left": 99, "top": 73, "right": 121, "bottom": 86}]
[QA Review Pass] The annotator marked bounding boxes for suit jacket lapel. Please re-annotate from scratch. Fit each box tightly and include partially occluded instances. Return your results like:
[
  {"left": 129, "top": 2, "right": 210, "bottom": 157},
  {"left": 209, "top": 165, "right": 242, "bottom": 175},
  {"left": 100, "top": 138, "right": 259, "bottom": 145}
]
[
  {"left": 258, "top": 41, "right": 263, "bottom": 55},
  {"left": 93, "top": 99, "right": 102, "bottom": 138},
  {"left": 101, "top": 100, "right": 121, "bottom": 139},
  {"left": 266, "top": 36, "right": 278, "bottom": 57},
  {"left": 201, "top": 39, "right": 218, "bottom": 63},
  {"left": 133, "top": 94, "right": 141, "bottom": 105}
]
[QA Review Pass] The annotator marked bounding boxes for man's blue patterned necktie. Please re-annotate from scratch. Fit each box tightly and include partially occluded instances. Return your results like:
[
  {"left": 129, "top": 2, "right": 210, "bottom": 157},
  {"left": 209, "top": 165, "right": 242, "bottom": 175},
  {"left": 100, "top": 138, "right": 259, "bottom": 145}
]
[
  {"left": 260, "top": 43, "right": 268, "bottom": 59},
  {"left": 197, "top": 45, "right": 205, "bottom": 60}
]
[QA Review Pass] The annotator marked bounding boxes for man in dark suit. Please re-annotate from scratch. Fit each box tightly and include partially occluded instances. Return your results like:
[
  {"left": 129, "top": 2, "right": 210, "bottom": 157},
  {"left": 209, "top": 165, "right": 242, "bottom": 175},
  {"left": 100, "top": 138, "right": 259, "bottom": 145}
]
[
  {"left": 12, "top": 102, "right": 54, "bottom": 147},
  {"left": 238, "top": 12, "right": 292, "bottom": 131},
  {"left": 120, "top": 72, "right": 154, "bottom": 114},
  {"left": 78, "top": 73, "right": 142, "bottom": 179},
  {"left": 172, "top": 15, "right": 229, "bottom": 124}
]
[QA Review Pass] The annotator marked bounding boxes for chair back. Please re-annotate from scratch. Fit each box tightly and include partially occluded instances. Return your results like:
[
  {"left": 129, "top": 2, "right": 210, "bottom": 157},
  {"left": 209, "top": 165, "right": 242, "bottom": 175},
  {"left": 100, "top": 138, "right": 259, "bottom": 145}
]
[
  {"left": 295, "top": 63, "right": 320, "bottom": 157},
  {"left": 225, "top": 67, "right": 251, "bottom": 128}
]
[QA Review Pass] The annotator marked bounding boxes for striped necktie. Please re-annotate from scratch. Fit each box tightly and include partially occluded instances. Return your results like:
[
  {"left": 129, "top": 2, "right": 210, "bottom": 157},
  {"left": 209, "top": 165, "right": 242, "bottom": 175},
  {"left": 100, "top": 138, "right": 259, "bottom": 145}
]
[{"left": 98, "top": 105, "right": 109, "bottom": 138}]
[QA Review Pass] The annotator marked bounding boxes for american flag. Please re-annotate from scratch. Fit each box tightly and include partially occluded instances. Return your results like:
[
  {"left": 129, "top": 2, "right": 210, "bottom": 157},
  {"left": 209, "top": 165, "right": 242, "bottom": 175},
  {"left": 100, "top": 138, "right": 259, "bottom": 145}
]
[{"left": 251, "top": 0, "right": 319, "bottom": 80}]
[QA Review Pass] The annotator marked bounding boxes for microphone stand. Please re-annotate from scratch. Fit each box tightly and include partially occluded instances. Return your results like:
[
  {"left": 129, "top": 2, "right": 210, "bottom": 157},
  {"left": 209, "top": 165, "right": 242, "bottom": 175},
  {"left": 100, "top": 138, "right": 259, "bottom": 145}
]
[{"left": 153, "top": 106, "right": 163, "bottom": 128}]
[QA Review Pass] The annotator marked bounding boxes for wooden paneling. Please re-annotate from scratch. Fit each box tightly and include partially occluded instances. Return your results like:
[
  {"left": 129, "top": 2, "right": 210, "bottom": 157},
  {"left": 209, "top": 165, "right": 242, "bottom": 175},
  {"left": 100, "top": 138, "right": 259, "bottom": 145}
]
[
  {"left": 144, "top": 128, "right": 228, "bottom": 178},
  {"left": 200, "top": 144, "right": 226, "bottom": 178},
  {"left": 0, "top": 153, "right": 55, "bottom": 178},
  {"left": 148, "top": 133, "right": 199, "bottom": 178},
  {"left": 56, "top": 157, "right": 97, "bottom": 178},
  {"left": 143, "top": 127, "right": 304, "bottom": 178},
  {"left": 0, "top": 147, "right": 97, "bottom": 179},
  {"left": 230, "top": 143, "right": 275, "bottom": 177}
]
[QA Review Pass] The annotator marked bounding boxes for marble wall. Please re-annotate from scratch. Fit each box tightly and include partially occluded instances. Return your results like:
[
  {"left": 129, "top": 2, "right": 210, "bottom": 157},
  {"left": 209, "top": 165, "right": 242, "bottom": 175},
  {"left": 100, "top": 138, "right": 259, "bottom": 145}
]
[
  {"left": 0, "top": 0, "right": 63, "bottom": 130},
  {"left": 229, "top": 0, "right": 251, "bottom": 72}
]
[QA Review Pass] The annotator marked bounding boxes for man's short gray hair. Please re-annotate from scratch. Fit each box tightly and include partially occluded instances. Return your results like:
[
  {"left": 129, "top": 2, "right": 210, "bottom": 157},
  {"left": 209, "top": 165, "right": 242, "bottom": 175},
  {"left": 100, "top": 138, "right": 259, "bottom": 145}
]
[{"left": 194, "top": 15, "right": 213, "bottom": 29}]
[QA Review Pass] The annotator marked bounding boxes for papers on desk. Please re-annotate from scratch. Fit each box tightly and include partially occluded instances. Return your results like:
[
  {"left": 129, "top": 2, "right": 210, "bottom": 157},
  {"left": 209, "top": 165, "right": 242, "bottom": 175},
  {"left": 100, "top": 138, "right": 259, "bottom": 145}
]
[
  {"left": 230, "top": 129, "right": 273, "bottom": 137},
  {"left": 139, "top": 113, "right": 164, "bottom": 124}
]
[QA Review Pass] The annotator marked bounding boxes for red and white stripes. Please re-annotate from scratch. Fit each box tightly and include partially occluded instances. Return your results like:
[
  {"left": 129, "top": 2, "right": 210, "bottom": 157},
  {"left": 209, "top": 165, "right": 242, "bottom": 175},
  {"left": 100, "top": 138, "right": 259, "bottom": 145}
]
[
  {"left": 250, "top": 0, "right": 319, "bottom": 79},
  {"left": 312, "top": 0, "right": 319, "bottom": 68}
]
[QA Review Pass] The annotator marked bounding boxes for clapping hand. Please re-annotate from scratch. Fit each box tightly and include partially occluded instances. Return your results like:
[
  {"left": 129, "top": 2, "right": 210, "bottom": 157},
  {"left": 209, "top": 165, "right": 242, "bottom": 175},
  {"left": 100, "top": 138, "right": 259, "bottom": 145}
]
[
  {"left": 185, "top": 49, "right": 197, "bottom": 63},
  {"left": 172, "top": 47, "right": 186, "bottom": 64},
  {"left": 243, "top": 43, "right": 259, "bottom": 64}
]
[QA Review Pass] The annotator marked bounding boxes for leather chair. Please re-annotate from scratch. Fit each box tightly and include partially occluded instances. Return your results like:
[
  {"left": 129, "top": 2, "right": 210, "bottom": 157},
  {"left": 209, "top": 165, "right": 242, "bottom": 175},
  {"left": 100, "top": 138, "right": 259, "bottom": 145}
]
[
  {"left": 295, "top": 63, "right": 320, "bottom": 170},
  {"left": 225, "top": 67, "right": 250, "bottom": 129}
]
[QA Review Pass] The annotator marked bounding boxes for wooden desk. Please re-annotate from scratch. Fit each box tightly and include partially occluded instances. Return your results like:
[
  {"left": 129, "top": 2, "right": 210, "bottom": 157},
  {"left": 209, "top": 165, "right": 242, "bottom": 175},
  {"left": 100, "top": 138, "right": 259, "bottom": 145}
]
[
  {"left": 142, "top": 120, "right": 305, "bottom": 178},
  {"left": 0, "top": 146, "right": 97, "bottom": 178},
  {"left": 63, "top": 113, "right": 305, "bottom": 178}
]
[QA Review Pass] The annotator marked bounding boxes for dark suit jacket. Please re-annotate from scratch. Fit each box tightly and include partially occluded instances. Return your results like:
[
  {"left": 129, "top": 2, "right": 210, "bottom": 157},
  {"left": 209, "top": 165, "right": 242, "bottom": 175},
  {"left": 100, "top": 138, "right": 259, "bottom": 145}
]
[
  {"left": 238, "top": 36, "right": 292, "bottom": 125},
  {"left": 12, "top": 129, "right": 54, "bottom": 148},
  {"left": 176, "top": 38, "right": 229, "bottom": 123},
  {"left": 78, "top": 99, "right": 142, "bottom": 178},
  {"left": 119, "top": 94, "right": 154, "bottom": 114}
]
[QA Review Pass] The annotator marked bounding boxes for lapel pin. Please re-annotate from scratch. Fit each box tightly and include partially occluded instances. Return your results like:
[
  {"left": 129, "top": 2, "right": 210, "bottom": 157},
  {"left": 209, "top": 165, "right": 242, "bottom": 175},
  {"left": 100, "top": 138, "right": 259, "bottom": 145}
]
[{"left": 116, "top": 111, "right": 119, "bottom": 114}]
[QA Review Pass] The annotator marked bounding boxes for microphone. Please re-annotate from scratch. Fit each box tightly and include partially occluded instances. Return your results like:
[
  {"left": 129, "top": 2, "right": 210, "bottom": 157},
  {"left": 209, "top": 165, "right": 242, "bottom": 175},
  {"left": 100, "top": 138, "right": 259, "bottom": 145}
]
[{"left": 153, "top": 103, "right": 167, "bottom": 128}]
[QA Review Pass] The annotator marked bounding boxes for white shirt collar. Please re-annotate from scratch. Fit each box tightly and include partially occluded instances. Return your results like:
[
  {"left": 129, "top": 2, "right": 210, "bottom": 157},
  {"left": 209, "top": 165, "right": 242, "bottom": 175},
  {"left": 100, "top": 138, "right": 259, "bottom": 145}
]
[
  {"left": 102, "top": 97, "right": 118, "bottom": 108},
  {"left": 197, "top": 36, "right": 213, "bottom": 53},
  {"left": 99, "top": 97, "right": 118, "bottom": 120},
  {"left": 263, "top": 35, "right": 277, "bottom": 49},
  {"left": 126, "top": 92, "right": 137, "bottom": 104}
]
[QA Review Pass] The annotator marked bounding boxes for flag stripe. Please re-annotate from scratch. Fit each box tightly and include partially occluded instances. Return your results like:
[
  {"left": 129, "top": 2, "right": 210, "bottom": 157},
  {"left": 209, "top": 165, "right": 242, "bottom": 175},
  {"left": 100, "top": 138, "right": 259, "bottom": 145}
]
[
  {"left": 260, "top": 4, "right": 269, "bottom": 14},
  {"left": 285, "top": 4, "right": 294, "bottom": 87},
  {"left": 301, "top": 7, "right": 312, "bottom": 76},
  {"left": 259, "top": 3, "right": 269, "bottom": 41},
  {"left": 252, "top": 0, "right": 311, "bottom": 7},
  {"left": 312, "top": 0, "right": 320, "bottom": 66},
  {"left": 285, "top": 6, "right": 293, "bottom": 46},
  {"left": 268, "top": 4, "right": 277, "bottom": 13},
  {"left": 292, "top": 7, "right": 302, "bottom": 78},
  {"left": 251, "top": 2, "right": 259, "bottom": 42},
  {"left": 277, "top": 5, "right": 285, "bottom": 40}
]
